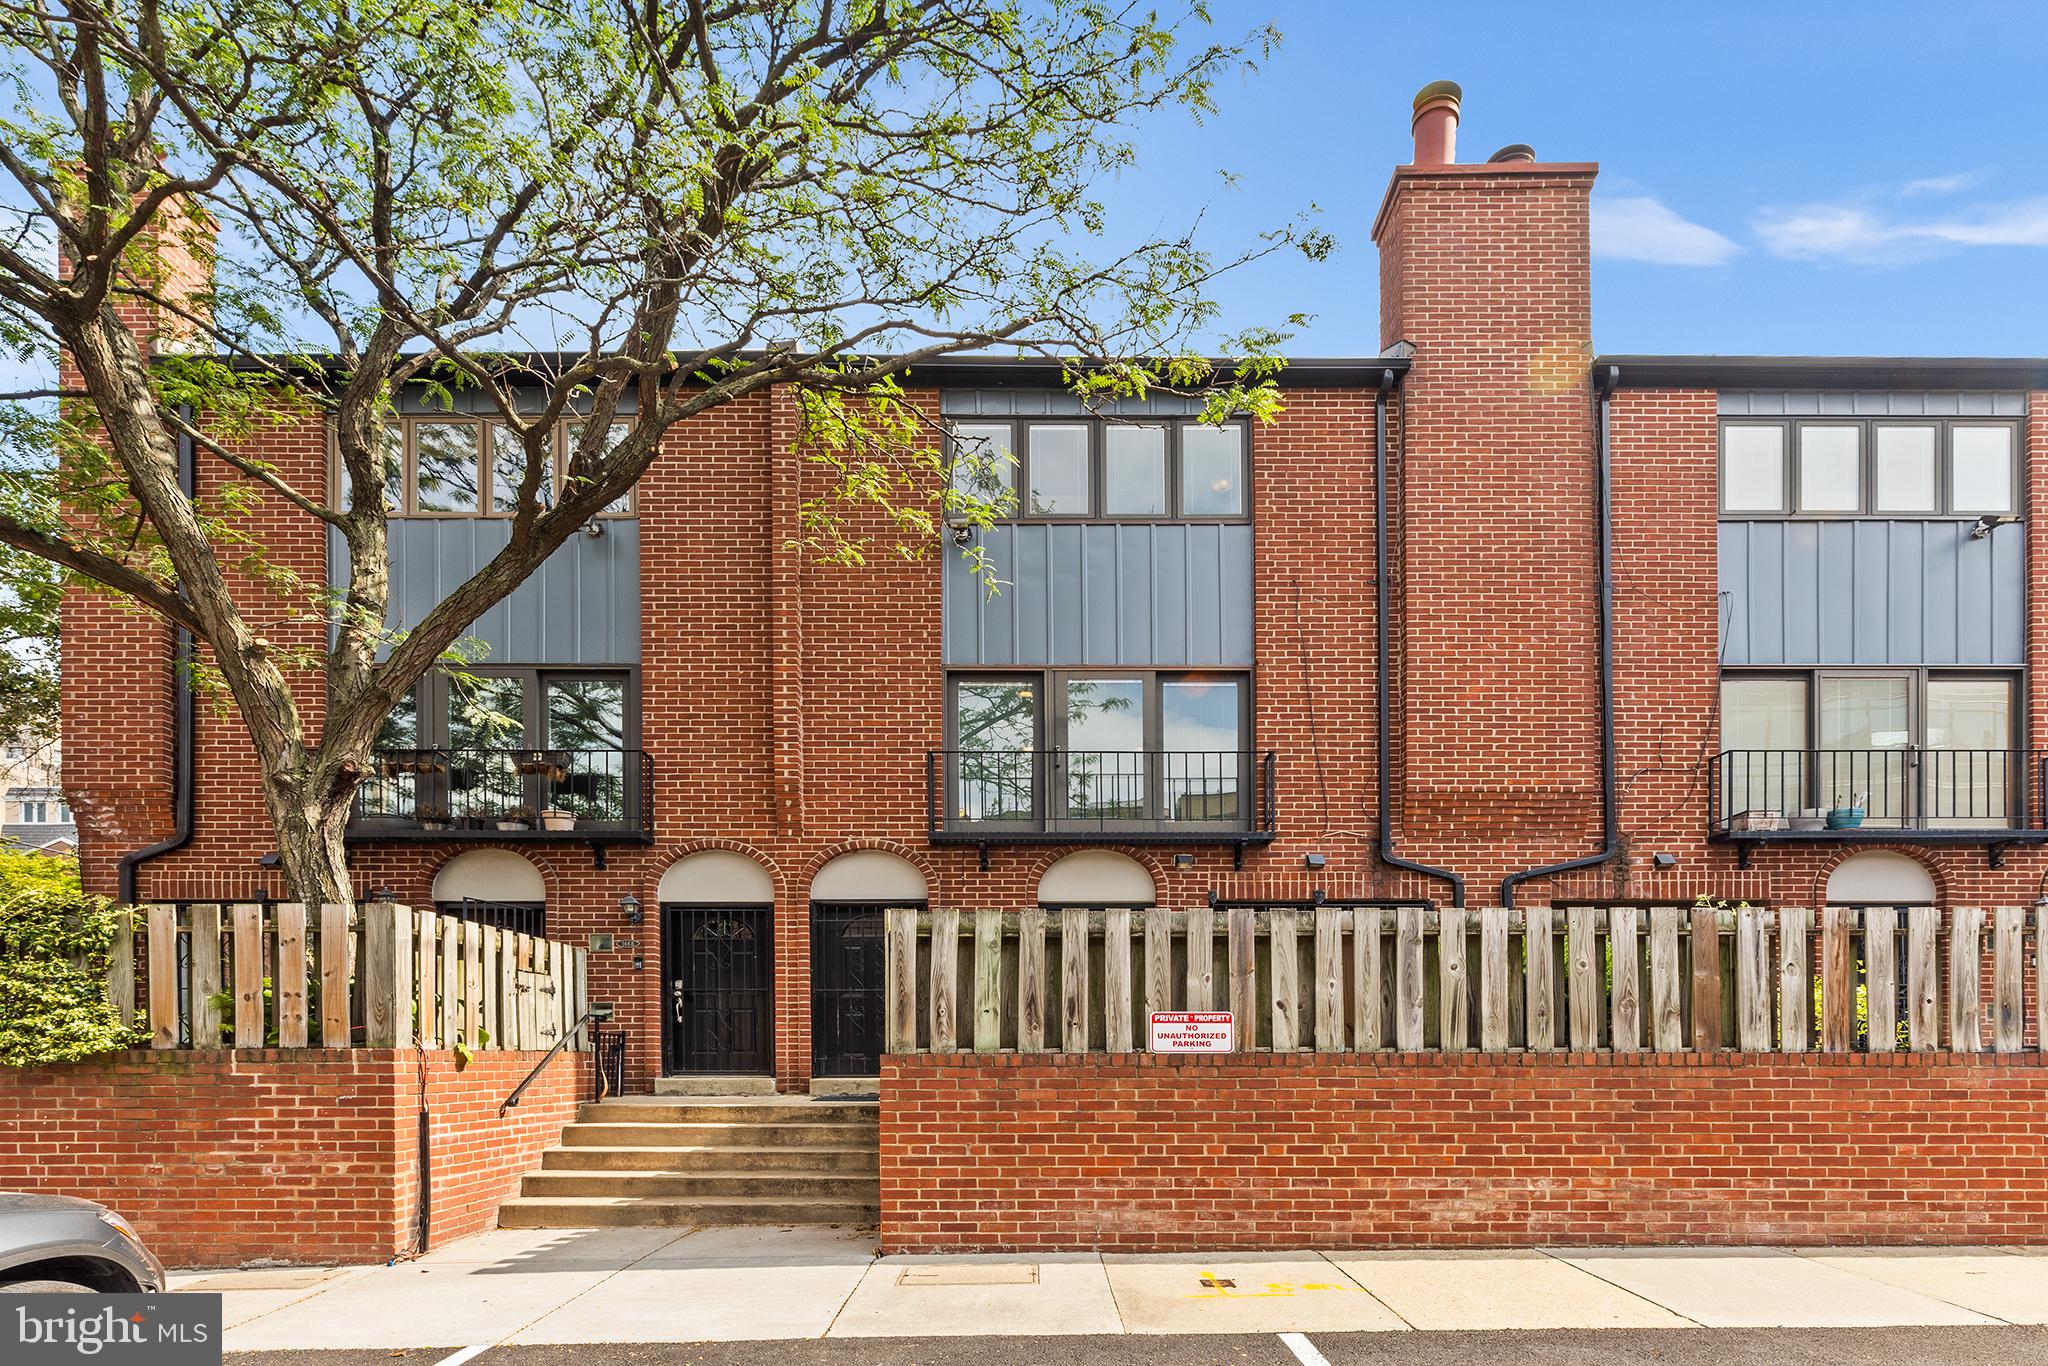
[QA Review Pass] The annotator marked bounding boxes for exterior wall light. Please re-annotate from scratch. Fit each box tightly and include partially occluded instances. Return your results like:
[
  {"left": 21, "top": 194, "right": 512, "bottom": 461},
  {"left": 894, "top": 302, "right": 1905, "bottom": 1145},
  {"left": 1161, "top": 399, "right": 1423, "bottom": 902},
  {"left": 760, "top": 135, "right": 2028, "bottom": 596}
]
[
  {"left": 619, "top": 893, "right": 643, "bottom": 924},
  {"left": 1303, "top": 853, "right": 1327, "bottom": 871},
  {"left": 1653, "top": 852, "right": 1679, "bottom": 870},
  {"left": 1172, "top": 853, "right": 1196, "bottom": 870}
]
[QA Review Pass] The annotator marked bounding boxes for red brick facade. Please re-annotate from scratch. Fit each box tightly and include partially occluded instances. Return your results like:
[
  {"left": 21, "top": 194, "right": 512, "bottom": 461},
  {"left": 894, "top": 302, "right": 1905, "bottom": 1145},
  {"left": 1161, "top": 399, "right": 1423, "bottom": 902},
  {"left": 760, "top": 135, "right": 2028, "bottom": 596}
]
[
  {"left": 0, "top": 1049, "right": 583, "bottom": 1267},
  {"left": 883, "top": 1052, "right": 2048, "bottom": 1252},
  {"left": 57, "top": 95, "right": 2048, "bottom": 1155}
]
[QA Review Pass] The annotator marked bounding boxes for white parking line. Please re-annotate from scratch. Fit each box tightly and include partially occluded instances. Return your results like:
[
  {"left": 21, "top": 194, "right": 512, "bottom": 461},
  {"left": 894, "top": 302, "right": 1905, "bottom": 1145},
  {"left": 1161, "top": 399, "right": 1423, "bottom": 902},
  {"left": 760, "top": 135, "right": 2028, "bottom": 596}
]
[
  {"left": 1279, "top": 1331, "right": 1333, "bottom": 1366},
  {"left": 433, "top": 1346, "right": 493, "bottom": 1366}
]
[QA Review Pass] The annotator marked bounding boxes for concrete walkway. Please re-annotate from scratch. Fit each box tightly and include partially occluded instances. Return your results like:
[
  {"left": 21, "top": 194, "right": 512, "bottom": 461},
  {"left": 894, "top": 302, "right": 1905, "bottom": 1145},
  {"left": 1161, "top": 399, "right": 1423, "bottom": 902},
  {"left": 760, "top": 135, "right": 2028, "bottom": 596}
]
[{"left": 178, "top": 1228, "right": 2048, "bottom": 1352}]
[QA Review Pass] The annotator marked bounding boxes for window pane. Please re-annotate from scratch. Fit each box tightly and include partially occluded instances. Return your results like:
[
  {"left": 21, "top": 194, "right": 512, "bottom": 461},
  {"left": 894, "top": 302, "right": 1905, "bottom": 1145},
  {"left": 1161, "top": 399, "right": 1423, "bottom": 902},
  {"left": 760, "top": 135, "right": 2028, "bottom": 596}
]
[
  {"left": 949, "top": 422, "right": 1015, "bottom": 505},
  {"left": 363, "top": 693, "right": 419, "bottom": 819},
  {"left": 1820, "top": 676, "right": 1910, "bottom": 826},
  {"left": 1952, "top": 426, "right": 2015, "bottom": 513},
  {"left": 1103, "top": 426, "right": 1168, "bottom": 516},
  {"left": 1161, "top": 678, "right": 1243, "bottom": 823},
  {"left": 1796, "top": 425, "right": 1860, "bottom": 512},
  {"left": 545, "top": 677, "right": 626, "bottom": 822},
  {"left": 1181, "top": 425, "right": 1246, "bottom": 517},
  {"left": 567, "top": 420, "right": 635, "bottom": 514},
  {"left": 1721, "top": 426, "right": 1785, "bottom": 512},
  {"left": 1926, "top": 678, "right": 2014, "bottom": 827},
  {"left": 414, "top": 421, "right": 482, "bottom": 513},
  {"left": 953, "top": 680, "right": 1038, "bottom": 822},
  {"left": 1873, "top": 426, "right": 1937, "bottom": 512},
  {"left": 1026, "top": 425, "right": 1090, "bottom": 515},
  {"left": 1720, "top": 677, "right": 1809, "bottom": 822},
  {"left": 448, "top": 675, "right": 526, "bottom": 819},
  {"left": 1064, "top": 677, "right": 1145, "bottom": 819},
  {"left": 490, "top": 424, "right": 552, "bottom": 513},
  {"left": 378, "top": 422, "right": 404, "bottom": 511}
]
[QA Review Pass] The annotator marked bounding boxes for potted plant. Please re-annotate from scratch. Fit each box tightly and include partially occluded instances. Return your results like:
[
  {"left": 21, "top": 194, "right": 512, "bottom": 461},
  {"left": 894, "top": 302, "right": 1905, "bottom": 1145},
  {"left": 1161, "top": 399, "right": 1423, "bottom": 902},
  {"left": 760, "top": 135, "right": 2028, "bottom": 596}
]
[
  {"left": 1789, "top": 806, "right": 1828, "bottom": 832},
  {"left": 496, "top": 804, "right": 536, "bottom": 832},
  {"left": 540, "top": 807, "right": 576, "bottom": 832},
  {"left": 515, "top": 749, "right": 571, "bottom": 781},
  {"left": 417, "top": 805, "right": 452, "bottom": 832},
  {"left": 1826, "top": 789, "right": 1867, "bottom": 830}
]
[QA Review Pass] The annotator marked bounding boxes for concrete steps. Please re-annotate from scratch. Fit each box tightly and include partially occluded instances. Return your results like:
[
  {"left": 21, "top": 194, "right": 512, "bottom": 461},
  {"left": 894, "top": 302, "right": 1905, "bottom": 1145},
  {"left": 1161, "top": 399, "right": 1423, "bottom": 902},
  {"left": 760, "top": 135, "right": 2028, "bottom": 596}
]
[{"left": 497, "top": 1096, "right": 879, "bottom": 1230}]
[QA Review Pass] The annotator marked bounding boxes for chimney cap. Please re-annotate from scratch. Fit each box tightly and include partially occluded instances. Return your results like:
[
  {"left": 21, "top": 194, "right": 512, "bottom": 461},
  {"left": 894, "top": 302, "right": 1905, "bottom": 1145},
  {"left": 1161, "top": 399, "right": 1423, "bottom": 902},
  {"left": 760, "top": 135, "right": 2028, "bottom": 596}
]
[
  {"left": 1487, "top": 143, "right": 1536, "bottom": 164},
  {"left": 1411, "top": 79, "right": 1463, "bottom": 112}
]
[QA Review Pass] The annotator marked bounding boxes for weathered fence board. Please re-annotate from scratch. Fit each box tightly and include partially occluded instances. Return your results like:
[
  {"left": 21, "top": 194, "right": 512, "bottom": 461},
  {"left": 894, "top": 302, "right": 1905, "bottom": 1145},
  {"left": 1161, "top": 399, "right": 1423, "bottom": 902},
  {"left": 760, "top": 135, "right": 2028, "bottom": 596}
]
[
  {"left": 1269, "top": 907, "right": 1299, "bottom": 1053},
  {"left": 1689, "top": 904, "right": 1721, "bottom": 1051},
  {"left": 885, "top": 905, "right": 916, "bottom": 1053},
  {"left": 1104, "top": 907, "right": 1134, "bottom": 1053},
  {"left": 1145, "top": 907, "right": 1172, "bottom": 1017},
  {"left": 1907, "top": 905, "right": 1940, "bottom": 1051},
  {"left": 974, "top": 910, "right": 1002, "bottom": 1052},
  {"left": 321, "top": 904, "right": 353, "bottom": 1048},
  {"left": 1438, "top": 907, "right": 1469, "bottom": 1051},
  {"left": 1394, "top": 907, "right": 1426, "bottom": 1051},
  {"left": 1821, "top": 907, "right": 1854, "bottom": 1054},
  {"left": 1526, "top": 906, "right": 1557, "bottom": 1052},
  {"left": 1566, "top": 907, "right": 1599, "bottom": 1051},
  {"left": 1061, "top": 907, "right": 1089, "bottom": 1053},
  {"left": 1777, "top": 907, "right": 1808, "bottom": 1052},
  {"left": 1353, "top": 908, "right": 1384, "bottom": 1050},
  {"left": 233, "top": 903, "right": 265, "bottom": 1046},
  {"left": 1650, "top": 906, "right": 1682, "bottom": 1051},
  {"left": 275, "top": 903, "right": 309, "bottom": 1048},
  {"left": 1185, "top": 905, "right": 1214, "bottom": 1011},
  {"left": 1994, "top": 905, "right": 2024, "bottom": 1053},
  {"left": 929, "top": 908, "right": 959, "bottom": 1053},
  {"left": 146, "top": 904, "right": 178, "bottom": 1050},
  {"left": 1609, "top": 907, "right": 1642, "bottom": 1052},
  {"left": 108, "top": 909, "right": 135, "bottom": 1027},
  {"left": 1479, "top": 907, "right": 1510, "bottom": 1052},
  {"left": 189, "top": 904, "right": 223, "bottom": 1049},
  {"left": 1228, "top": 907, "right": 1255, "bottom": 1051},
  {"left": 1949, "top": 906, "right": 1983, "bottom": 1053},
  {"left": 1314, "top": 907, "right": 1344, "bottom": 1052},
  {"left": 1865, "top": 908, "right": 1897, "bottom": 1053}
]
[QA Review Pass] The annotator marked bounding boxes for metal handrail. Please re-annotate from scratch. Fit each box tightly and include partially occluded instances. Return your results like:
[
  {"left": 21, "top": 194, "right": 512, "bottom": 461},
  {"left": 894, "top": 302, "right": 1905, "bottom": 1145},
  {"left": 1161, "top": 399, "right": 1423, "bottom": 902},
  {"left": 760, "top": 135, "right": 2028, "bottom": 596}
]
[
  {"left": 501, "top": 1007, "right": 601, "bottom": 1113},
  {"left": 1712, "top": 747, "right": 2046, "bottom": 832},
  {"left": 926, "top": 748, "right": 1276, "bottom": 836}
]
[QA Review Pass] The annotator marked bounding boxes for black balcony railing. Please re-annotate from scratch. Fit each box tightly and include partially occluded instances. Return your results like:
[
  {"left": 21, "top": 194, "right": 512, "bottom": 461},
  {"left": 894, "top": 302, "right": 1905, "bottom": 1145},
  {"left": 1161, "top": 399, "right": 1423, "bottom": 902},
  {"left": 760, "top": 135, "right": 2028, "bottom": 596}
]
[
  {"left": 1710, "top": 748, "right": 2048, "bottom": 835},
  {"left": 351, "top": 747, "right": 654, "bottom": 839},
  {"left": 926, "top": 749, "right": 1277, "bottom": 843}
]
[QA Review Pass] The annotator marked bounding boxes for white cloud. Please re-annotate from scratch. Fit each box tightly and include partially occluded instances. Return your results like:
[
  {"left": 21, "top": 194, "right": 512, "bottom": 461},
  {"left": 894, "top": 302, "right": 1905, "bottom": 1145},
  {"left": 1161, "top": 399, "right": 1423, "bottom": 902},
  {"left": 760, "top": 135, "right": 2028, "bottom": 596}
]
[
  {"left": 1754, "top": 194, "right": 2048, "bottom": 264},
  {"left": 1591, "top": 195, "right": 1739, "bottom": 267},
  {"left": 1898, "top": 168, "right": 1994, "bottom": 198}
]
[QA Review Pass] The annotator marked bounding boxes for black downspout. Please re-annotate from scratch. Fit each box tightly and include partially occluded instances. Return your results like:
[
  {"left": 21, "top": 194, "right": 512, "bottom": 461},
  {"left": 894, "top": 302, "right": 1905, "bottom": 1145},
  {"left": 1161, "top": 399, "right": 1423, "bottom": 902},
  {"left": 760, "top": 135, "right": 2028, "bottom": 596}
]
[
  {"left": 1501, "top": 366, "right": 1622, "bottom": 908},
  {"left": 116, "top": 413, "right": 196, "bottom": 906},
  {"left": 1375, "top": 369, "right": 1465, "bottom": 908}
]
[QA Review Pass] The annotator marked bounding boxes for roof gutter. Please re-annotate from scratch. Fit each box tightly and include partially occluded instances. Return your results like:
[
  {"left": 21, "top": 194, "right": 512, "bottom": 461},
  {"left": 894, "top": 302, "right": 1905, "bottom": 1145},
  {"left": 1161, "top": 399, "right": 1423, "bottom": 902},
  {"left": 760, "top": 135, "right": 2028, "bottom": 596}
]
[
  {"left": 1501, "top": 366, "right": 1621, "bottom": 908},
  {"left": 1374, "top": 368, "right": 1465, "bottom": 907},
  {"left": 116, "top": 414, "right": 196, "bottom": 905}
]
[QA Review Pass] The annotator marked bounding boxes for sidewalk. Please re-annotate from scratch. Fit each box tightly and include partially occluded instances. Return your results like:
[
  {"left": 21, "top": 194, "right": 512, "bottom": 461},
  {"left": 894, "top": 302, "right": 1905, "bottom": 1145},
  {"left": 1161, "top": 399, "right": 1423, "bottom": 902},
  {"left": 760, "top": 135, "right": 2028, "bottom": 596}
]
[{"left": 174, "top": 1226, "right": 2048, "bottom": 1352}]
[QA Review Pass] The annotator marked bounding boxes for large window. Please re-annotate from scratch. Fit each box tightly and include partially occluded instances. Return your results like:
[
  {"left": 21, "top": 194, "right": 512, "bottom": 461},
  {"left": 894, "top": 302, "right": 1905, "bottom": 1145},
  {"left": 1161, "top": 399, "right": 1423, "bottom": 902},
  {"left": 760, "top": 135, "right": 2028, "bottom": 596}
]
[
  {"left": 946, "top": 671, "right": 1251, "bottom": 830},
  {"left": 375, "top": 416, "right": 637, "bottom": 517},
  {"left": 1720, "top": 418, "right": 2018, "bottom": 517},
  {"left": 361, "top": 668, "right": 637, "bottom": 828},
  {"left": 949, "top": 418, "right": 1248, "bottom": 522},
  {"left": 1720, "top": 670, "right": 2018, "bottom": 828}
]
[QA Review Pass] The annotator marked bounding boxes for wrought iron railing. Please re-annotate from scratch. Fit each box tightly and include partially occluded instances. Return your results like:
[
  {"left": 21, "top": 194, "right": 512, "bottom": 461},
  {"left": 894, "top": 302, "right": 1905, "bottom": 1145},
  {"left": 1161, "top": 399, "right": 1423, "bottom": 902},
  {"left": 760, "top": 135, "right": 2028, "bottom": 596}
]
[
  {"left": 352, "top": 747, "right": 654, "bottom": 837},
  {"left": 926, "top": 749, "right": 1276, "bottom": 840},
  {"left": 1710, "top": 748, "right": 2047, "bottom": 834}
]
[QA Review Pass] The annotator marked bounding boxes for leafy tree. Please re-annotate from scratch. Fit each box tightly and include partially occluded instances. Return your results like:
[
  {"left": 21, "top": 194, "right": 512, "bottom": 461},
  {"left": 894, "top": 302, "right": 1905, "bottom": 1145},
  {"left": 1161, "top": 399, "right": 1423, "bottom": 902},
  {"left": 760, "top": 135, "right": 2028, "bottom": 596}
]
[{"left": 0, "top": 0, "right": 1324, "bottom": 913}]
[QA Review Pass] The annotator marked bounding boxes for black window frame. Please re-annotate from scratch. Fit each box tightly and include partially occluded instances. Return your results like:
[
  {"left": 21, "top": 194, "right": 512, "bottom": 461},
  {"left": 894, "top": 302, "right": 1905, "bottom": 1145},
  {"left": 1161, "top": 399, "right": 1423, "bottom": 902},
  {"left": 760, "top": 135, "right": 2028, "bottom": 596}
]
[
  {"left": 360, "top": 415, "right": 639, "bottom": 519},
  {"left": 946, "top": 416, "right": 1252, "bottom": 524},
  {"left": 1718, "top": 416, "right": 2023, "bottom": 519}
]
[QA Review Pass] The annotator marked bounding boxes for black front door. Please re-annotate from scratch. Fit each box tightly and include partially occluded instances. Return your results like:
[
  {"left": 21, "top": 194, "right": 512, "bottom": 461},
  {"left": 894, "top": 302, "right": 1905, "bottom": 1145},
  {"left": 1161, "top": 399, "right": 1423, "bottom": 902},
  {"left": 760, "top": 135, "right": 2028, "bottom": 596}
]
[
  {"left": 810, "top": 903, "right": 893, "bottom": 1077},
  {"left": 663, "top": 904, "right": 773, "bottom": 1073}
]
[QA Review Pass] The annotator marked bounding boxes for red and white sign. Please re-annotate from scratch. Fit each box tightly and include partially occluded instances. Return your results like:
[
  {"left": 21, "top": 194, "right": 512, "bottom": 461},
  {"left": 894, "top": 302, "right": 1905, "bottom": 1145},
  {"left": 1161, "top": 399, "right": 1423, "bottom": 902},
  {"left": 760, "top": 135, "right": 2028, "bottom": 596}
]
[{"left": 1149, "top": 1010, "right": 1233, "bottom": 1053}]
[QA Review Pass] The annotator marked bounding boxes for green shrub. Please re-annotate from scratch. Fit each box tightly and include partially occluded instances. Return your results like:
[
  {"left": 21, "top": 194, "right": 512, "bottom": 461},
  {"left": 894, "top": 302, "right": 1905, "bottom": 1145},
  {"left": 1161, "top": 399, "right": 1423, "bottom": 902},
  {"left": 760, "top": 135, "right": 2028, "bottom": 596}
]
[{"left": 0, "top": 850, "right": 149, "bottom": 1065}]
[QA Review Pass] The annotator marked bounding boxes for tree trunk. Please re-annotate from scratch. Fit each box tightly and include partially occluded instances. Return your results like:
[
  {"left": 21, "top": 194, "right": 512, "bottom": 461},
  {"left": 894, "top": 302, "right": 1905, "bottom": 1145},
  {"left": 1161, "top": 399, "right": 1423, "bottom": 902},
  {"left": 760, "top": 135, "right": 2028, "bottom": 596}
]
[{"left": 263, "top": 763, "right": 359, "bottom": 915}]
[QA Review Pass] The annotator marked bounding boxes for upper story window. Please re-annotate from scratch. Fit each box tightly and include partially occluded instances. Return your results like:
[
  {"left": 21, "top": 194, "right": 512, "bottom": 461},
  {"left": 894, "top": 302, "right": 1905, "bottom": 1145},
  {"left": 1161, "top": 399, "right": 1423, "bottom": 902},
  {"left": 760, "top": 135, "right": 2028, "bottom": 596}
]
[
  {"left": 949, "top": 418, "right": 1249, "bottom": 522},
  {"left": 13, "top": 798, "right": 69, "bottom": 825},
  {"left": 1720, "top": 418, "right": 2018, "bottom": 517},
  {"left": 376, "top": 416, "right": 636, "bottom": 518}
]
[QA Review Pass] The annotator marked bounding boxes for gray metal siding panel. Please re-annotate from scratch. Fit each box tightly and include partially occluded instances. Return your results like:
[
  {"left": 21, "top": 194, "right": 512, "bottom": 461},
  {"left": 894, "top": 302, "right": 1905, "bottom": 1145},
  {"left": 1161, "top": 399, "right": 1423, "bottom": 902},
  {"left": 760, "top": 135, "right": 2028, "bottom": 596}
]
[
  {"left": 332, "top": 521, "right": 641, "bottom": 663},
  {"left": 1719, "top": 519, "right": 2023, "bottom": 666},
  {"left": 939, "top": 389, "right": 1205, "bottom": 417},
  {"left": 943, "top": 522, "right": 1253, "bottom": 666}
]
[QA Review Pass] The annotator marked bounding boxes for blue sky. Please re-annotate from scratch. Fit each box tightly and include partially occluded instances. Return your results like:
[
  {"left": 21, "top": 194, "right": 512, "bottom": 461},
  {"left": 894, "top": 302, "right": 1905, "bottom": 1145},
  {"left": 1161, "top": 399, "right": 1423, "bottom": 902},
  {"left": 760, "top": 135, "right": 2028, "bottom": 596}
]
[{"left": 1108, "top": 0, "right": 2048, "bottom": 359}]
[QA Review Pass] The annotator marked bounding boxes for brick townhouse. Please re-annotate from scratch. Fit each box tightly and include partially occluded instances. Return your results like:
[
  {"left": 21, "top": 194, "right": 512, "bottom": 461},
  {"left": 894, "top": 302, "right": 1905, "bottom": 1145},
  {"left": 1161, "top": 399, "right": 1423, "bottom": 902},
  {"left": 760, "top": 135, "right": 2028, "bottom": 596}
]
[{"left": 65, "top": 81, "right": 2048, "bottom": 1100}]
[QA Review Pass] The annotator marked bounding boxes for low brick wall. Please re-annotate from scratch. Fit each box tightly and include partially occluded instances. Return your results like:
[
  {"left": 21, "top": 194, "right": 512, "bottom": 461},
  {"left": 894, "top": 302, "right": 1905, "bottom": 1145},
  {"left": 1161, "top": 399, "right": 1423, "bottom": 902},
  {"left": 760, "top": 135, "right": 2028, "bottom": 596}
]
[
  {"left": 0, "top": 1049, "right": 584, "bottom": 1267},
  {"left": 882, "top": 1051, "right": 2048, "bottom": 1252}
]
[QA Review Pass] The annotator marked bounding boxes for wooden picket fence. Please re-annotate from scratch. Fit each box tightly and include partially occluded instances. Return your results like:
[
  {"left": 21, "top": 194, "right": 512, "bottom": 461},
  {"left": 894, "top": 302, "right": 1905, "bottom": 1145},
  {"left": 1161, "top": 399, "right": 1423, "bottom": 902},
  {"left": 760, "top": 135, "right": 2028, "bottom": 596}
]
[
  {"left": 109, "top": 902, "right": 589, "bottom": 1053},
  {"left": 884, "top": 903, "right": 2048, "bottom": 1056}
]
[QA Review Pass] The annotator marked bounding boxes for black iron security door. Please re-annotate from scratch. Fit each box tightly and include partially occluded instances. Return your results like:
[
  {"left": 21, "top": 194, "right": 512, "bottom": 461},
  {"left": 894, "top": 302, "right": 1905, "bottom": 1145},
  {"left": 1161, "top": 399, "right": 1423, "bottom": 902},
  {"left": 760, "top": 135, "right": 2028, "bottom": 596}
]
[
  {"left": 810, "top": 903, "right": 892, "bottom": 1076},
  {"left": 663, "top": 904, "right": 773, "bottom": 1074}
]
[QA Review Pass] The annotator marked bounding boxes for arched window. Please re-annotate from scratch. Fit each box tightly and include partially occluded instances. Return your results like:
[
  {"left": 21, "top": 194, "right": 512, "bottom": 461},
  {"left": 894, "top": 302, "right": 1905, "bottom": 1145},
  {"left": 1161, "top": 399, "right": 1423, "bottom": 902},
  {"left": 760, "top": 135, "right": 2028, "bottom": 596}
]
[
  {"left": 431, "top": 849, "right": 546, "bottom": 936},
  {"left": 1825, "top": 850, "right": 1937, "bottom": 905},
  {"left": 1036, "top": 849, "right": 1155, "bottom": 907}
]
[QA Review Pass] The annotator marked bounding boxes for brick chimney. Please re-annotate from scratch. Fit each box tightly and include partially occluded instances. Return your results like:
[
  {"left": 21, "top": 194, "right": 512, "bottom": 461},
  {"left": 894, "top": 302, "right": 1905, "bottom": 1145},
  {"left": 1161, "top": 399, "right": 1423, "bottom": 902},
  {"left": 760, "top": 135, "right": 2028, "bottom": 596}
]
[{"left": 1371, "top": 82, "right": 1601, "bottom": 898}]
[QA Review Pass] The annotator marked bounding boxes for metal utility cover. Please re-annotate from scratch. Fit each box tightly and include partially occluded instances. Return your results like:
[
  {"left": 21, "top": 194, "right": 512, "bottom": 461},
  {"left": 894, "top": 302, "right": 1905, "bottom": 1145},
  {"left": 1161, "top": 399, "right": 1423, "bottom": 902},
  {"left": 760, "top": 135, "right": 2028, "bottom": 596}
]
[{"left": 896, "top": 1265, "right": 1040, "bottom": 1287}]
